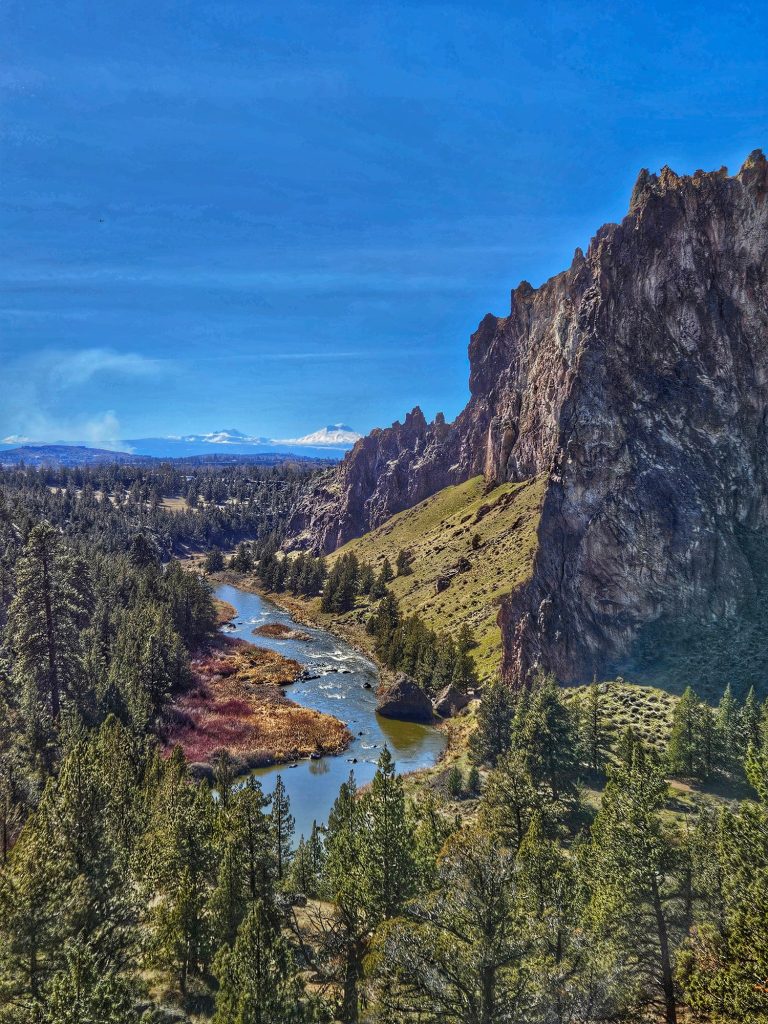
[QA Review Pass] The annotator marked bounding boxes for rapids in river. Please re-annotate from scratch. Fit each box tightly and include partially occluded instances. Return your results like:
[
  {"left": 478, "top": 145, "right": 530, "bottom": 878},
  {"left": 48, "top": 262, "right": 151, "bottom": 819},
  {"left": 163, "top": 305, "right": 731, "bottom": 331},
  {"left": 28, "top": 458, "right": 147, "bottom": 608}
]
[{"left": 215, "top": 583, "right": 446, "bottom": 842}]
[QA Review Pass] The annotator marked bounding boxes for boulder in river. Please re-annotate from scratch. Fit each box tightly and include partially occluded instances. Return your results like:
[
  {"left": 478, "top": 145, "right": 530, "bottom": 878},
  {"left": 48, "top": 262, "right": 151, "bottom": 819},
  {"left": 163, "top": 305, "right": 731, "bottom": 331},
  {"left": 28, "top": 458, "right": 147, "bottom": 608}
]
[
  {"left": 432, "top": 684, "right": 470, "bottom": 719},
  {"left": 376, "top": 673, "right": 433, "bottom": 723}
]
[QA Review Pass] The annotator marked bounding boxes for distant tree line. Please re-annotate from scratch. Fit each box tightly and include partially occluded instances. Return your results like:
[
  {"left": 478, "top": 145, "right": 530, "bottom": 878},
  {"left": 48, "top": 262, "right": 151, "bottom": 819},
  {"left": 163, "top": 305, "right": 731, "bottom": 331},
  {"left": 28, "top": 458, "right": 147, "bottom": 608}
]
[
  {"left": 0, "top": 461, "right": 316, "bottom": 559},
  {"left": 255, "top": 538, "right": 328, "bottom": 597},
  {"left": 662, "top": 681, "right": 762, "bottom": 780}
]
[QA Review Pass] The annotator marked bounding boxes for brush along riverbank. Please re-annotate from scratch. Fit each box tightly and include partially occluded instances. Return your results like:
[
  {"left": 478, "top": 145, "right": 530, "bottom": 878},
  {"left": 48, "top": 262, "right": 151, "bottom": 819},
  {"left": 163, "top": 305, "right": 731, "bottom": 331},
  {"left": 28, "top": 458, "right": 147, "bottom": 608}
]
[{"left": 162, "top": 598, "right": 351, "bottom": 777}]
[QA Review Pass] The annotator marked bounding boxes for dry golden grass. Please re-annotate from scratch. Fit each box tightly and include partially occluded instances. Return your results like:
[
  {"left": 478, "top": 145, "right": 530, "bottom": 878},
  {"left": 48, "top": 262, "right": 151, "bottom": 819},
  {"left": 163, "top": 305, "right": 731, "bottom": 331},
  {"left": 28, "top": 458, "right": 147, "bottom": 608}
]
[
  {"left": 160, "top": 495, "right": 191, "bottom": 513},
  {"left": 213, "top": 598, "right": 237, "bottom": 625},
  {"left": 163, "top": 638, "right": 351, "bottom": 769},
  {"left": 253, "top": 622, "right": 312, "bottom": 641}
]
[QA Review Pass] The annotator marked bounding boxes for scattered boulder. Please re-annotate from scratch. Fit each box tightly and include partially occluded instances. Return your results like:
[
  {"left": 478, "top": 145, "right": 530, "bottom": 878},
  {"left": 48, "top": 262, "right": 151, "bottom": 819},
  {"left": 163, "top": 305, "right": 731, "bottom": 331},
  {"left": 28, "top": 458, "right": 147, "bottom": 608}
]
[
  {"left": 376, "top": 673, "right": 433, "bottom": 722},
  {"left": 433, "top": 684, "right": 470, "bottom": 718},
  {"left": 435, "top": 575, "right": 452, "bottom": 594}
]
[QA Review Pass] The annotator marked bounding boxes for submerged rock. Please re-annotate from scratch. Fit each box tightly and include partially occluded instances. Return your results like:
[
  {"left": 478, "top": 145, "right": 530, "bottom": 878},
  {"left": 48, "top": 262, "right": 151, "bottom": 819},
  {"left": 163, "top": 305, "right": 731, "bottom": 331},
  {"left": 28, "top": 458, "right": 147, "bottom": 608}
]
[{"left": 376, "top": 673, "right": 433, "bottom": 722}]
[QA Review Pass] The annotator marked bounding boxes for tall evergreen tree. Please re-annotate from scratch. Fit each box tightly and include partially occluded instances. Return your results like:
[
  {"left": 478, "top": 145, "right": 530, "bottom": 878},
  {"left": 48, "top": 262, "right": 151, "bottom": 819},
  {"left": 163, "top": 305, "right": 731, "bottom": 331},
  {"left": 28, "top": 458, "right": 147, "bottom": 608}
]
[
  {"left": 479, "top": 747, "right": 540, "bottom": 851},
  {"left": 142, "top": 750, "right": 217, "bottom": 994},
  {"left": 39, "top": 941, "right": 140, "bottom": 1024},
  {"left": 516, "top": 812, "right": 597, "bottom": 1023},
  {"left": 269, "top": 775, "right": 295, "bottom": 882},
  {"left": 372, "top": 827, "right": 527, "bottom": 1023},
  {"left": 358, "top": 747, "right": 417, "bottom": 922},
  {"left": 468, "top": 676, "right": 515, "bottom": 767},
  {"left": 740, "top": 684, "right": 763, "bottom": 753},
  {"left": 585, "top": 743, "right": 682, "bottom": 1024},
  {"left": 580, "top": 679, "right": 608, "bottom": 772},
  {"left": 212, "top": 901, "right": 309, "bottom": 1024},
  {"left": 512, "top": 674, "right": 579, "bottom": 804},
  {"left": 8, "top": 523, "right": 93, "bottom": 748},
  {"left": 667, "top": 686, "right": 711, "bottom": 780},
  {"left": 714, "top": 683, "right": 740, "bottom": 775}
]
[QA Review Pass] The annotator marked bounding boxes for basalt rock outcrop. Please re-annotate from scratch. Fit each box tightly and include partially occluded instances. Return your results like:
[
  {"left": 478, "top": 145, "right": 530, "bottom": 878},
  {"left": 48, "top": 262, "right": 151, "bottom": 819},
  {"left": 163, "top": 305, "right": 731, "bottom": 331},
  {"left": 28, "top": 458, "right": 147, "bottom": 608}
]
[
  {"left": 290, "top": 152, "right": 768, "bottom": 685},
  {"left": 433, "top": 684, "right": 471, "bottom": 719},
  {"left": 376, "top": 673, "right": 434, "bottom": 722}
]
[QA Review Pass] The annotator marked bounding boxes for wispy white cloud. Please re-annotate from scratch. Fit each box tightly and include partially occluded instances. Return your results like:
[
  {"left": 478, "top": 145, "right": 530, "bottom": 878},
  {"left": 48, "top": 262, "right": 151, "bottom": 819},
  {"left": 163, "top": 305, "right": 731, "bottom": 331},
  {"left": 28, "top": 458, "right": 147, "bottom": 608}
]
[
  {"left": 55, "top": 348, "right": 161, "bottom": 387},
  {"left": 0, "top": 347, "right": 164, "bottom": 450}
]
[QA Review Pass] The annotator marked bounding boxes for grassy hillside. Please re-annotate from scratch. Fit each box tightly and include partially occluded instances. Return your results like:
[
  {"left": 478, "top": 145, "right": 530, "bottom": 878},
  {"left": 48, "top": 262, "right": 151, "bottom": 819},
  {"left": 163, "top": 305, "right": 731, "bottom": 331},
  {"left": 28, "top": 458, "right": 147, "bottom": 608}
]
[
  {"left": 329, "top": 474, "right": 546, "bottom": 682},
  {"left": 562, "top": 679, "right": 677, "bottom": 754}
]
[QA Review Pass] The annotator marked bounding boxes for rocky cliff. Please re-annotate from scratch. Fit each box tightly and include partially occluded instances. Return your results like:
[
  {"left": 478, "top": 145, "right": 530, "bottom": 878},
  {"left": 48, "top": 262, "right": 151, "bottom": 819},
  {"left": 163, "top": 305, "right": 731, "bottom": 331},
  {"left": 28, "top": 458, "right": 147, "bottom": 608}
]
[{"left": 289, "top": 152, "right": 768, "bottom": 685}]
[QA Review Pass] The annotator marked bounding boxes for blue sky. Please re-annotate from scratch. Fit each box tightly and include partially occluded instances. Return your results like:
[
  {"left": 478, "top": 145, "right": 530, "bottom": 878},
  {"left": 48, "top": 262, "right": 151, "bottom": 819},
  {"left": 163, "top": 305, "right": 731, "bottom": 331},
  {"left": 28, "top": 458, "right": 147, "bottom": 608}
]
[{"left": 1, "top": 0, "right": 766, "bottom": 446}]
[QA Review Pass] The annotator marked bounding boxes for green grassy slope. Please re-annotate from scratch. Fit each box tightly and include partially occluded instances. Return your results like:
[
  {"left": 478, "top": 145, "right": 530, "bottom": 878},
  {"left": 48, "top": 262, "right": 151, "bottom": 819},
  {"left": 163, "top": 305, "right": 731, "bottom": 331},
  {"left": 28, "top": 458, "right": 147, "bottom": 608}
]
[
  {"left": 562, "top": 679, "right": 677, "bottom": 754},
  {"left": 329, "top": 475, "right": 546, "bottom": 682}
]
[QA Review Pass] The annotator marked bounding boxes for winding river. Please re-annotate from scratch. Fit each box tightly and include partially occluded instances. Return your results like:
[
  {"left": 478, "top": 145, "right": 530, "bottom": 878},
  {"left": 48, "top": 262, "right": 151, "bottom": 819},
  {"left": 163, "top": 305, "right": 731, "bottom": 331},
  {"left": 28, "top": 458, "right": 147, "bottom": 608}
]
[{"left": 215, "top": 584, "right": 446, "bottom": 841}]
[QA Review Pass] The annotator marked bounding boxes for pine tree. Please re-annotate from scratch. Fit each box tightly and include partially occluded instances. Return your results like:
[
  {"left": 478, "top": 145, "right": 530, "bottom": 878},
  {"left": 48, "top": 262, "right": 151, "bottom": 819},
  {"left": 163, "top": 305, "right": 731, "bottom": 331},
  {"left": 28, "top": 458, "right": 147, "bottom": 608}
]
[
  {"left": 372, "top": 827, "right": 526, "bottom": 1023},
  {"left": 8, "top": 523, "right": 93, "bottom": 746},
  {"left": 714, "top": 683, "right": 740, "bottom": 775},
  {"left": 321, "top": 553, "right": 360, "bottom": 613},
  {"left": 513, "top": 673, "right": 579, "bottom": 803},
  {"left": 321, "top": 774, "right": 368, "bottom": 1023},
  {"left": 678, "top": 798, "right": 768, "bottom": 1022},
  {"left": 0, "top": 811, "right": 61, "bottom": 1015},
  {"left": 230, "top": 542, "right": 253, "bottom": 574},
  {"left": 204, "top": 547, "right": 225, "bottom": 573},
  {"left": 446, "top": 764, "right": 463, "bottom": 798},
  {"left": 142, "top": 750, "right": 217, "bottom": 993},
  {"left": 468, "top": 676, "right": 515, "bottom": 767},
  {"left": 667, "top": 685, "right": 711, "bottom": 779},
  {"left": 162, "top": 559, "right": 217, "bottom": 646},
  {"left": 40, "top": 941, "right": 140, "bottom": 1024},
  {"left": 269, "top": 775, "right": 295, "bottom": 881},
  {"left": 466, "top": 764, "right": 480, "bottom": 796},
  {"left": 212, "top": 901, "right": 308, "bottom": 1024},
  {"left": 580, "top": 679, "right": 608, "bottom": 772},
  {"left": 515, "top": 812, "right": 592, "bottom": 1022},
  {"left": 739, "top": 685, "right": 762, "bottom": 753},
  {"left": 411, "top": 796, "right": 453, "bottom": 889},
  {"left": 450, "top": 625, "right": 477, "bottom": 692},
  {"left": 585, "top": 743, "right": 681, "bottom": 1024},
  {"left": 479, "top": 746, "right": 539, "bottom": 851},
  {"left": 430, "top": 638, "right": 456, "bottom": 693},
  {"left": 287, "top": 821, "right": 326, "bottom": 899},
  {"left": 359, "top": 747, "right": 417, "bottom": 922},
  {"left": 37, "top": 738, "right": 136, "bottom": 962},
  {"left": 369, "top": 592, "right": 400, "bottom": 657},
  {"left": 107, "top": 601, "right": 186, "bottom": 730},
  {"left": 370, "top": 559, "right": 393, "bottom": 599}
]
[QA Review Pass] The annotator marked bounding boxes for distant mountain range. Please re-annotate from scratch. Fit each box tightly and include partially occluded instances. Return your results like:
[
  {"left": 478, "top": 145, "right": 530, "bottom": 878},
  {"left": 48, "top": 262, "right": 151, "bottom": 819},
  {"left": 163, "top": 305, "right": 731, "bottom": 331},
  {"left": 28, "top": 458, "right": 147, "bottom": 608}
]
[
  {"left": 0, "top": 424, "right": 362, "bottom": 466},
  {"left": 123, "top": 424, "right": 361, "bottom": 458}
]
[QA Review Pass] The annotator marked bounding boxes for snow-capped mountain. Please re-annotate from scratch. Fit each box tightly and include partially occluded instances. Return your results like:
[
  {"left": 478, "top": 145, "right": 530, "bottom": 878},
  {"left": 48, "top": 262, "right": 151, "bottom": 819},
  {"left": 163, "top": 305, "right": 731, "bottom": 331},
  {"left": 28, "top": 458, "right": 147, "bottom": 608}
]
[
  {"left": 177, "top": 429, "right": 271, "bottom": 445},
  {"left": 273, "top": 424, "right": 362, "bottom": 447},
  {"left": 122, "top": 425, "right": 360, "bottom": 458}
]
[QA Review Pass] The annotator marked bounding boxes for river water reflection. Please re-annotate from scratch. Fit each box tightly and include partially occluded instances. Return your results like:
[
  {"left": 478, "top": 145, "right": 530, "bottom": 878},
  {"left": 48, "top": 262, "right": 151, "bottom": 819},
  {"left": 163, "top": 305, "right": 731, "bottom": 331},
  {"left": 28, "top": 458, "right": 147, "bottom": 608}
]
[{"left": 214, "top": 584, "right": 446, "bottom": 841}]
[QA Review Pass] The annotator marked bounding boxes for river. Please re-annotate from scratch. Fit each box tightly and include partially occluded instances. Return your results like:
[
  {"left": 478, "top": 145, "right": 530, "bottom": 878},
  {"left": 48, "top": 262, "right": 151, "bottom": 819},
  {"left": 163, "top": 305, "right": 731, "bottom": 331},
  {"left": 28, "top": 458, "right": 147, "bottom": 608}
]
[{"left": 215, "top": 583, "right": 446, "bottom": 841}]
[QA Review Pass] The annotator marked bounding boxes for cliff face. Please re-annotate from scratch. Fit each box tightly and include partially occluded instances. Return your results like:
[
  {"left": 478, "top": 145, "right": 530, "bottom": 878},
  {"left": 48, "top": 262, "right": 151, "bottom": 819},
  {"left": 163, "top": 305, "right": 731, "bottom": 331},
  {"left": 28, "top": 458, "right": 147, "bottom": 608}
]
[{"left": 290, "top": 152, "right": 768, "bottom": 684}]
